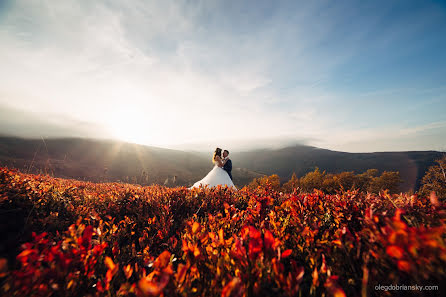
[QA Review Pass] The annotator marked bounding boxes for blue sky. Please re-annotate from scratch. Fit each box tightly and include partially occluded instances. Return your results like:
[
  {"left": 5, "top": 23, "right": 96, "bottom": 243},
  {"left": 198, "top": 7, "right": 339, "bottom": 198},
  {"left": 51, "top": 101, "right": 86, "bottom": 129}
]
[{"left": 0, "top": 0, "right": 445, "bottom": 152}]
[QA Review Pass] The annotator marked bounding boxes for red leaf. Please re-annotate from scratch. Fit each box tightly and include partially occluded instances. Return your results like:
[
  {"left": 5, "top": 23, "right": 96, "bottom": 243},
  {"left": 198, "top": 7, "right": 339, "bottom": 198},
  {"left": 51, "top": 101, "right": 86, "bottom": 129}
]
[
  {"left": 80, "top": 226, "right": 94, "bottom": 249},
  {"left": 397, "top": 260, "right": 411, "bottom": 272},
  {"left": 264, "top": 230, "right": 275, "bottom": 251},
  {"left": 248, "top": 238, "right": 263, "bottom": 257},
  {"left": 0, "top": 258, "right": 7, "bottom": 278},
  {"left": 249, "top": 226, "right": 261, "bottom": 239},
  {"left": 282, "top": 249, "right": 292, "bottom": 258},
  {"left": 96, "top": 280, "right": 105, "bottom": 293}
]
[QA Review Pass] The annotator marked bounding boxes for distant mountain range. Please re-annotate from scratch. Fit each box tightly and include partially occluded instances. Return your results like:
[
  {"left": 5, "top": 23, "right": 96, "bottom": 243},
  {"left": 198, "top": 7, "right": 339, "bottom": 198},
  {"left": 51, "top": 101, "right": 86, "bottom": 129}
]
[
  {"left": 232, "top": 146, "right": 444, "bottom": 191},
  {"left": 0, "top": 136, "right": 443, "bottom": 191}
]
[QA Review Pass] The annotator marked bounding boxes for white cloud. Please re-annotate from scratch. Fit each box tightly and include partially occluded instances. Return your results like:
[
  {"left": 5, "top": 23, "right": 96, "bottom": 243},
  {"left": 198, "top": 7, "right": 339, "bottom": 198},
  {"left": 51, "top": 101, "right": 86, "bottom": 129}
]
[
  {"left": 0, "top": 0, "right": 324, "bottom": 146},
  {"left": 0, "top": 0, "right": 444, "bottom": 152}
]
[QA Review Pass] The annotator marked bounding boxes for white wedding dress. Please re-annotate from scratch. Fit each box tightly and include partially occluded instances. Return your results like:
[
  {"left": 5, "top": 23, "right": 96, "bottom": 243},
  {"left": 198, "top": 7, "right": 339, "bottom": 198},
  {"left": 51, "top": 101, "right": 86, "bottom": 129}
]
[{"left": 190, "top": 164, "right": 236, "bottom": 189}]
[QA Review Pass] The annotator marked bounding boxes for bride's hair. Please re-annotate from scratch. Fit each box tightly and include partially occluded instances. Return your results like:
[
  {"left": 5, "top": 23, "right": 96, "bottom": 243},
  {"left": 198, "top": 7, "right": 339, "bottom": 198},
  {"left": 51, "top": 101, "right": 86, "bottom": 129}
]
[{"left": 213, "top": 148, "right": 222, "bottom": 163}]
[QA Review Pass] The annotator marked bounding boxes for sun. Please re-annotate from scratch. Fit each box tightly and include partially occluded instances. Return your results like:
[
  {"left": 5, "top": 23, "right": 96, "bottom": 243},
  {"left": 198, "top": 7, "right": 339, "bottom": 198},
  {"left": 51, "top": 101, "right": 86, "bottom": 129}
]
[
  {"left": 104, "top": 104, "right": 179, "bottom": 147},
  {"left": 104, "top": 107, "right": 153, "bottom": 145},
  {"left": 110, "top": 121, "right": 148, "bottom": 145}
]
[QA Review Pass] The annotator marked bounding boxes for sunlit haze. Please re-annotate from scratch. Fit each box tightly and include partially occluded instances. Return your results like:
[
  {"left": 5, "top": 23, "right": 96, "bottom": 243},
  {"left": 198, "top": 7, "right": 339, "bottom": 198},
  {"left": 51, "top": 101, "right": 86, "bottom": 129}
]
[{"left": 1, "top": 0, "right": 445, "bottom": 152}]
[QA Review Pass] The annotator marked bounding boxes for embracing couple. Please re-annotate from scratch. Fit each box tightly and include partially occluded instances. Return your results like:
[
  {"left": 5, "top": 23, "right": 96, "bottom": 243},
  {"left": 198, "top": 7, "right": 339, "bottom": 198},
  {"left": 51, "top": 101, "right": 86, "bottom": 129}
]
[{"left": 190, "top": 148, "right": 236, "bottom": 189}]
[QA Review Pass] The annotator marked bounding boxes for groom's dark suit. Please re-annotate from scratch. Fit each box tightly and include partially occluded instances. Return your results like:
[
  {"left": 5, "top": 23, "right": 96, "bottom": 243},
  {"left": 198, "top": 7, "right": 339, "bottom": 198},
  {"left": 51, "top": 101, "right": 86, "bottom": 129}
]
[{"left": 223, "top": 158, "right": 233, "bottom": 181}]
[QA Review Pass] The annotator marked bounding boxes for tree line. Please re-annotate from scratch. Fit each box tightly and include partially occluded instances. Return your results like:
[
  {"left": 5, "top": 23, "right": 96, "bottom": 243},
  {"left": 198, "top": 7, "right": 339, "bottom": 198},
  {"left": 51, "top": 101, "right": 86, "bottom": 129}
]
[
  {"left": 247, "top": 154, "right": 446, "bottom": 201},
  {"left": 248, "top": 168, "right": 402, "bottom": 194}
]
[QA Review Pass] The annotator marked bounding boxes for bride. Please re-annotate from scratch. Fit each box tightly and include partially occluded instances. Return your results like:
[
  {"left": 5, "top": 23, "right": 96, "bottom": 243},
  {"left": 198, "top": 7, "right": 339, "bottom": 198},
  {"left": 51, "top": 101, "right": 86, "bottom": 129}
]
[{"left": 190, "top": 148, "right": 236, "bottom": 189}]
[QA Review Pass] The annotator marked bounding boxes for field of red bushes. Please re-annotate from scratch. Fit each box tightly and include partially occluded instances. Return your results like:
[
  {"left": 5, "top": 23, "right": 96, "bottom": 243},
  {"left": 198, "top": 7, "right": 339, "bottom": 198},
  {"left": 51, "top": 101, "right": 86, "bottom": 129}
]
[{"left": 0, "top": 167, "right": 445, "bottom": 296}]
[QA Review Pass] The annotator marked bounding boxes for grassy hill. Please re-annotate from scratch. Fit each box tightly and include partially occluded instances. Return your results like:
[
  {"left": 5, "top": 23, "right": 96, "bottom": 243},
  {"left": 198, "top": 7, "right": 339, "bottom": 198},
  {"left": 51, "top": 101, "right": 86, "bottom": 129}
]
[
  {"left": 231, "top": 145, "right": 444, "bottom": 192},
  {"left": 0, "top": 136, "right": 263, "bottom": 187},
  {"left": 0, "top": 137, "right": 443, "bottom": 191}
]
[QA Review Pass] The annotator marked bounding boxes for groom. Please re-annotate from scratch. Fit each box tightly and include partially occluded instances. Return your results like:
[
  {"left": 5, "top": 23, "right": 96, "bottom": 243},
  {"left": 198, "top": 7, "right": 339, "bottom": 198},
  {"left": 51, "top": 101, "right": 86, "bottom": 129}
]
[{"left": 222, "top": 149, "right": 233, "bottom": 181}]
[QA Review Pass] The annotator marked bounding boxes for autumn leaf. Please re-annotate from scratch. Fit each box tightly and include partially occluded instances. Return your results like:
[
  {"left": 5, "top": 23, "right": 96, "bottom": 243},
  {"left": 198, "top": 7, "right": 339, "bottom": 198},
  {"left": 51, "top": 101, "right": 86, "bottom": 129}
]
[
  {"left": 219, "top": 228, "right": 225, "bottom": 245},
  {"left": 105, "top": 256, "right": 118, "bottom": 283},
  {"left": 325, "top": 275, "right": 346, "bottom": 297},
  {"left": 79, "top": 226, "right": 94, "bottom": 249},
  {"left": 264, "top": 230, "right": 275, "bottom": 251},
  {"left": 282, "top": 249, "right": 292, "bottom": 259},
  {"left": 221, "top": 277, "right": 243, "bottom": 297},
  {"left": 154, "top": 251, "right": 171, "bottom": 269},
  {"left": 123, "top": 264, "right": 133, "bottom": 280},
  {"left": 386, "top": 245, "right": 404, "bottom": 259},
  {"left": 430, "top": 191, "right": 440, "bottom": 207},
  {"left": 0, "top": 258, "right": 8, "bottom": 277},
  {"left": 105, "top": 256, "right": 117, "bottom": 271},
  {"left": 312, "top": 267, "right": 319, "bottom": 287},
  {"left": 192, "top": 221, "right": 201, "bottom": 234},
  {"left": 397, "top": 260, "right": 411, "bottom": 272},
  {"left": 175, "top": 263, "right": 188, "bottom": 284}
]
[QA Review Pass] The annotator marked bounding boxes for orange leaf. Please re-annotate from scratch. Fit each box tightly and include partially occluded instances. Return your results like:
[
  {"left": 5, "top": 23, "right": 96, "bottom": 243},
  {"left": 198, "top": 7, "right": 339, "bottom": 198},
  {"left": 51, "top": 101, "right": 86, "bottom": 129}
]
[
  {"left": 154, "top": 251, "right": 171, "bottom": 269},
  {"left": 175, "top": 263, "right": 188, "bottom": 284},
  {"left": 139, "top": 272, "right": 170, "bottom": 296},
  {"left": 219, "top": 229, "right": 225, "bottom": 245},
  {"left": 312, "top": 267, "right": 319, "bottom": 286},
  {"left": 430, "top": 191, "right": 439, "bottom": 207},
  {"left": 105, "top": 257, "right": 116, "bottom": 271},
  {"left": 123, "top": 264, "right": 133, "bottom": 280},
  {"left": 192, "top": 222, "right": 201, "bottom": 234},
  {"left": 333, "top": 287, "right": 346, "bottom": 297},
  {"left": 138, "top": 278, "right": 161, "bottom": 296},
  {"left": 105, "top": 257, "right": 118, "bottom": 283},
  {"left": 17, "top": 249, "right": 37, "bottom": 258},
  {"left": 193, "top": 244, "right": 201, "bottom": 258},
  {"left": 386, "top": 245, "right": 404, "bottom": 259},
  {"left": 332, "top": 239, "right": 342, "bottom": 246},
  {"left": 221, "top": 277, "right": 243, "bottom": 297}
]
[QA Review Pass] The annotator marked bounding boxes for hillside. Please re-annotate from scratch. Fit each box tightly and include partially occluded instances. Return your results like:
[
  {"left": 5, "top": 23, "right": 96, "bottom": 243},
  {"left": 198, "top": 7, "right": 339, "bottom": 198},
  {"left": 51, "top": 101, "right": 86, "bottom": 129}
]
[
  {"left": 231, "top": 145, "right": 444, "bottom": 192},
  {"left": 0, "top": 137, "right": 443, "bottom": 191},
  {"left": 0, "top": 137, "right": 263, "bottom": 187}
]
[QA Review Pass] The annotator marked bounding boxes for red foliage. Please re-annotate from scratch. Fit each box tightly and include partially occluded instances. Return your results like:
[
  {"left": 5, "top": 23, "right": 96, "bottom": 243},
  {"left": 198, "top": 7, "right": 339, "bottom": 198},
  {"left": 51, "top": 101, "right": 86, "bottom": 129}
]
[{"left": 1, "top": 167, "right": 445, "bottom": 296}]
